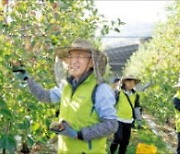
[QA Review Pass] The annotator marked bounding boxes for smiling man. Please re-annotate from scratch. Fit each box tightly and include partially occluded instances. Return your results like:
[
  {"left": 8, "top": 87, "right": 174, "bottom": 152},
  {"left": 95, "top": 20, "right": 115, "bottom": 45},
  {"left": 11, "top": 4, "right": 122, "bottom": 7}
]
[
  {"left": 68, "top": 49, "right": 92, "bottom": 81},
  {"left": 13, "top": 39, "right": 118, "bottom": 154},
  {"left": 53, "top": 39, "right": 118, "bottom": 154}
]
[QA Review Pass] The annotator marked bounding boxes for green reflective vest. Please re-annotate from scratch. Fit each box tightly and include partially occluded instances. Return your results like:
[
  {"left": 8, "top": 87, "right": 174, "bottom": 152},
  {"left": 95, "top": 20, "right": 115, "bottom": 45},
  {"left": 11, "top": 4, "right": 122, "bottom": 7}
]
[
  {"left": 175, "top": 91, "right": 180, "bottom": 132},
  {"left": 58, "top": 74, "right": 107, "bottom": 154},
  {"left": 116, "top": 90, "right": 136, "bottom": 120}
]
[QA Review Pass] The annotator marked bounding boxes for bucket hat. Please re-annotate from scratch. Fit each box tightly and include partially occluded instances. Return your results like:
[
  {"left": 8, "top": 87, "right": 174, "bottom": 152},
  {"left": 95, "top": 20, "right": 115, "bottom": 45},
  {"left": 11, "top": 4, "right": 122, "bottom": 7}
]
[
  {"left": 55, "top": 39, "right": 107, "bottom": 83},
  {"left": 55, "top": 39, "right": 95, "bottom": 59},
  {"left": 121, "top": 75, "right": 140, "bottom": 85}
]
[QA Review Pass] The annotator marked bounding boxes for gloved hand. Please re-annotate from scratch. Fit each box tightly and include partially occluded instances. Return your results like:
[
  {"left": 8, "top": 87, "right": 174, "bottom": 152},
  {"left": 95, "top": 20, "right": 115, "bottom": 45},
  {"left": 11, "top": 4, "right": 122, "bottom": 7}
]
[
  {"left": 50, "top": 120, "right": 78, "bottom": 139},
  {"left": 12, "top": 66, "right": 29, "bottom": 80},
  {"left": 134, "top": 107, "right": 142, "bottom": 120},
  {"left": 135, "top": 120, "right": 142, "bottom": 129}
]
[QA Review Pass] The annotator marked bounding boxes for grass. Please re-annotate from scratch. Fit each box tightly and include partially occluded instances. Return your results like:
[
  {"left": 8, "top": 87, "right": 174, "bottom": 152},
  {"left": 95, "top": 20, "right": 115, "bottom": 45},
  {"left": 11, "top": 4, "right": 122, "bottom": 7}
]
[
  {"left": 127, "top": 126, "right": 173, "bottom": 154},
  {"left": 107, "top": 121, "right": 173, "bottom": 154}
]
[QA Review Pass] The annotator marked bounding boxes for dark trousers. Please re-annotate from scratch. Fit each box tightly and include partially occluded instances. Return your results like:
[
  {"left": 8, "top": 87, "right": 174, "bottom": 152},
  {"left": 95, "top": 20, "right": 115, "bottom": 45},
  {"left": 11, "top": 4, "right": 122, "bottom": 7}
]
[
  {"left": 177, "top": 132, "right": 180, "bottom": 154},
  {"left": 110, "top": 121, "right": 132, "bottom": 154}
]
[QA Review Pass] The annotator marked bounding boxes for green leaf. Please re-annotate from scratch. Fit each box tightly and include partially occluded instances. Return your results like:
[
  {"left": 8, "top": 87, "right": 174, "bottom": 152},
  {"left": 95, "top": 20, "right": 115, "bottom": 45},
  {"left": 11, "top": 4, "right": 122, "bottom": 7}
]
[
  {"left": 0, "top": 134, "right": 16, "bottom": 151},
  {"left": 114, "top": 28, "right": 121, "bottom": 33},
  {"left": 31, "top": 122, "right": 40, "bottom": 131},
  {"left": 117, "top": 18, "right": 125, "bottom": 25},
  {"left": 27, "top": 135, "right": 34, "bottom": 146},
  {"left": 27, "top": 103, "right": 37, "bottom": 110},
  {"left": 24, "top": 118, "right": 31, "bottom": 129},
  {"left": 0, "top": 109, "right": 12, "bottom": 119},
  {"left": 0, "top": 99, "right": 7, "bottom": 109},
  {"left": 18, "top": 118, "right": 30, "bottom": 130}
]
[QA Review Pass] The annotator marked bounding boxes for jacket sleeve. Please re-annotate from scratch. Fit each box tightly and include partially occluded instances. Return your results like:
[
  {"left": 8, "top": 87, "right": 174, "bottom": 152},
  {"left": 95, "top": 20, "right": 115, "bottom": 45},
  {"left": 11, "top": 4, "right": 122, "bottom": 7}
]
[
  {"left": 135, "top": 93, "right": 140, "bottom": 107},
  {"left": 77, "top": 83, "right": 118, "bottom": 141},
  {"left": 173, "top": 97, "right": 180, "bottom": 111},
  {"left": 78, "top": 119, "right": 118, "bottom": 141},
  {"left": 27, "top": 77, "right": 60, "bottom": 103}
]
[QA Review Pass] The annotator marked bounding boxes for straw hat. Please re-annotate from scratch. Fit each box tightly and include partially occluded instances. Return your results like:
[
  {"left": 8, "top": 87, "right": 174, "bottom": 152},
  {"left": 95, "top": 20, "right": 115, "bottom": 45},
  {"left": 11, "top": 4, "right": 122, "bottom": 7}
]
[
  {"left": 55, "top": 39, "right": 107, "bottom": 83},
  {"left": 173, "top": 77, "right": 180, "bottom": 88},
  {"left": 121, "top": 75, "right": 140, "bottom": 85},
  {"left": 55, "top": 39, "right": 95, "bottom": 59},
  {"left": 55, "top": 48, "right": 69, "bottom": 59}
]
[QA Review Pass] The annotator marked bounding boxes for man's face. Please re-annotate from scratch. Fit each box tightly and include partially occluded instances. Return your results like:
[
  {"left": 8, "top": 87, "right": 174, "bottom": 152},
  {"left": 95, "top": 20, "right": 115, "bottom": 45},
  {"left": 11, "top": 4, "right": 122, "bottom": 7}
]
[
  {"left": 67, "top": 50, "right": 93, "bottom": 80},
  {"left": 124, "top": 79, "right": 136, "bottom": 90}
]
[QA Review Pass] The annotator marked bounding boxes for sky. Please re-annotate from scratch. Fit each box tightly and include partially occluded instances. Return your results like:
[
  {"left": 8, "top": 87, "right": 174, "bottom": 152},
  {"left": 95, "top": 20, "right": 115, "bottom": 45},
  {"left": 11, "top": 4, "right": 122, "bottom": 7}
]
[{"left": 95, "top": 0, "right": 173, "bottom": 47}]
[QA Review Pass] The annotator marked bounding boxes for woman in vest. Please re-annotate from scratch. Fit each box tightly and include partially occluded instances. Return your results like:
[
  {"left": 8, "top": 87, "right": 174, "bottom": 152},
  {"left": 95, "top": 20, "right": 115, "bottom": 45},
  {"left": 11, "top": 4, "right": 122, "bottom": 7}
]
[
  {"left": 13, "top": 39, "right": 118, "bottom": 153},
  {"left": 172, "top": 77, "right": 180, "bottom": 154},
  {"left": 110, "top": 75, "right": 142, "bottom": 154}
]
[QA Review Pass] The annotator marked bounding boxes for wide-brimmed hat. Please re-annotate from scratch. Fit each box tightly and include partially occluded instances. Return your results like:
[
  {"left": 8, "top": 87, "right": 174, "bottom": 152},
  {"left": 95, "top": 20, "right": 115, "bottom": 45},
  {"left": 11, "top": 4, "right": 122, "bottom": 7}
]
[
  {"left": 55, "top": 48, "right": 69, "bottom": 59},
  {"left": 92, "top": 50, "right": 107, "bottom": 78},
  {"left": 55, "top": 39, "right": 107, "bottom": 83},
  {"left": 121, "top": 75, "right": 140, "bottom": 85},
  {"left": 173, "top": 77, "right": 180, "bottom": 88},
  {"left": 55, "top": 39, "right": 95, "bottom": 59}
]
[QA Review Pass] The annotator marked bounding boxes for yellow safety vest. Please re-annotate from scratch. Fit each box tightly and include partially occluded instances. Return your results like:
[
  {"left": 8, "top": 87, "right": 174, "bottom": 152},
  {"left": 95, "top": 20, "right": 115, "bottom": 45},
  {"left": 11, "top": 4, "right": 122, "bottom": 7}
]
[
  {"left": 116, "top": 90, "right": 137, "bottom": 120},
  {"left": 58, "top": 74, "right": 107, "bottom": 154}
]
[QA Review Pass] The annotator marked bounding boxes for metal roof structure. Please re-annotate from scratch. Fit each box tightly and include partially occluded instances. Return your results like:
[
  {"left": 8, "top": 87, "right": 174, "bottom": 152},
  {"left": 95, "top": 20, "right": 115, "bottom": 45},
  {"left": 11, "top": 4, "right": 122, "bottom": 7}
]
[
  {"left": 104, "top": 37, "right": 152, "bottom": 75},
  {"left": 105, "top": 44, "right": 139, "bottom": 75}
]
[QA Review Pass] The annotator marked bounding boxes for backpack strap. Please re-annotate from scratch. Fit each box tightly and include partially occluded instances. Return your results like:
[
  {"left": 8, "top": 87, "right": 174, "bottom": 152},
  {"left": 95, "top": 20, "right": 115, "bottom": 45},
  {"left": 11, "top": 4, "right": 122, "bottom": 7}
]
[
  {"left": 123, "top": 92, "right": 136, "bottom": 119},
  {"left": 90, "top": 84, "right": 99, "bottom": 116},
  {"left": 115, "top": 90, "right": 120, "bottom": 106},
  {"left": 90, "top": 84, "right": 121, "bottom": 115}
]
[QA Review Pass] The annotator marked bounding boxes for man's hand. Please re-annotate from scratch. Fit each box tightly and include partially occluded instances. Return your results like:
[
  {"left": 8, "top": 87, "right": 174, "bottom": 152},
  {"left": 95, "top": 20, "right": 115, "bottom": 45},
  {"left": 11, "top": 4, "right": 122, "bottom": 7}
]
[
  {"left": 50, "top": 121, "right": 78, "bottom": 139},
  {"left": 12, "top": 66, "right": 29, "bottom": 80}
]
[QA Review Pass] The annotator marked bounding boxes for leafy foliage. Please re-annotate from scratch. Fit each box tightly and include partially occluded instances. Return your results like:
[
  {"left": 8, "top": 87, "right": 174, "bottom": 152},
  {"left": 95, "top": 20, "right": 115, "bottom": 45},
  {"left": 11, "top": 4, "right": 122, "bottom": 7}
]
[
  {"left": 0, "top": 0, "right": 123, "bottom": 152},
  {"left": 123, "top": 1, "right": 180, "bottom": 124}
]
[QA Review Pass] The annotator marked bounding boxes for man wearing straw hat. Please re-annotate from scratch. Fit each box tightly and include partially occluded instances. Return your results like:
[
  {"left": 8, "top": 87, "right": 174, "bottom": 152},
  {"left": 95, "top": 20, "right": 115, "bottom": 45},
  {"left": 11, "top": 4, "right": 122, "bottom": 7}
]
[
  {"left": 13, "top": 38, "right": 118, "bottom": 153},
  {"left": 172, "top": 77, "right": 180, "bottom": 154},
  {"left": 110, "top": 75, "right": 142, "bottom": 154}
]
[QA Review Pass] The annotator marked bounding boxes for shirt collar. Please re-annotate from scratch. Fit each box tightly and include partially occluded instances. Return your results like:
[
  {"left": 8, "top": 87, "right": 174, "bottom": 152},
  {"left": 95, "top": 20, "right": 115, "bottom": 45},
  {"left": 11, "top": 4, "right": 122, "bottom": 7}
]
[{"left": 67, "top": 68, "right": 93, "bottom": 88}]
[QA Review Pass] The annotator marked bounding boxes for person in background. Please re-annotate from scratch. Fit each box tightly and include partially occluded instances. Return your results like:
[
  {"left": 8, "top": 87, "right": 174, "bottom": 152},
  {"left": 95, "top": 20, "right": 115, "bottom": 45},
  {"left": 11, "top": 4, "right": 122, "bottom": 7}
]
[
  {"left": 13, "top": 39, "right": 118, "bottom": 154},
  {"left": 172, "top": 77, "right": 180, "bottom": 154},
  {"left": 110, "top": 75, "right": 142, "bottom": 154},
  {"left": 111, "top": 77, "right": 121, "bottom": 95}
]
